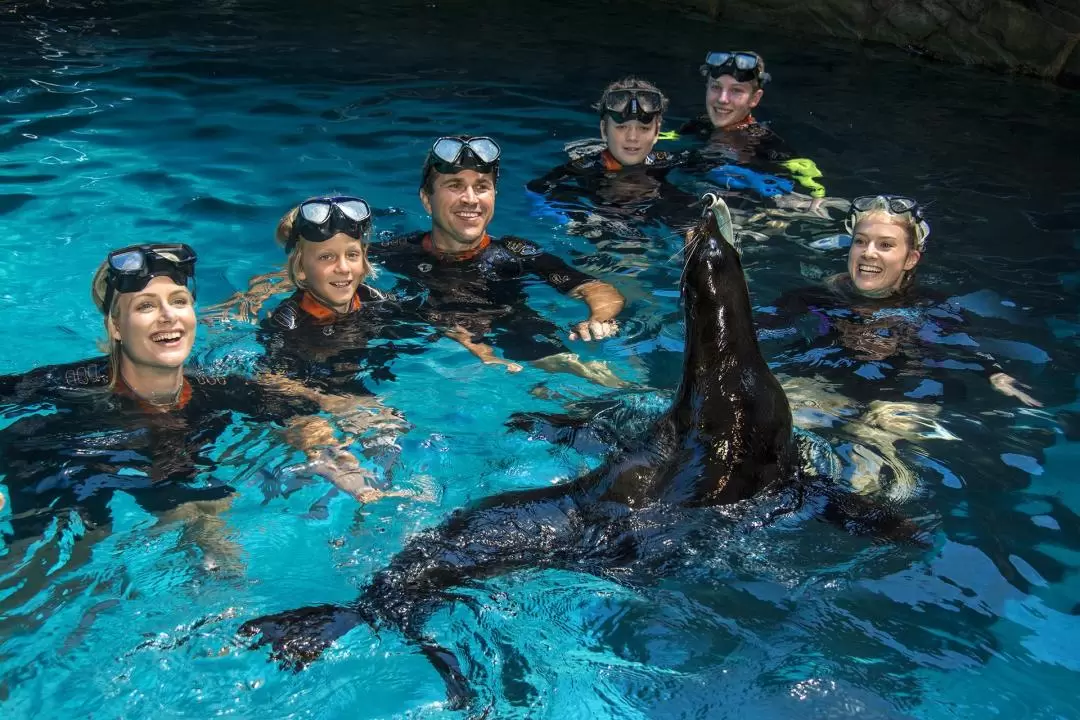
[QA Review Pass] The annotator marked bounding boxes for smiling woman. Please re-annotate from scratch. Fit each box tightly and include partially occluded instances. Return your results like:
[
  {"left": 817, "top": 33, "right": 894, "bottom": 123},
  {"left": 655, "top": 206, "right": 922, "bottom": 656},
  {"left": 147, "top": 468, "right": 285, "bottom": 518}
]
[{"left": 0, "top": 244, "right": 409, "bottom": 550}]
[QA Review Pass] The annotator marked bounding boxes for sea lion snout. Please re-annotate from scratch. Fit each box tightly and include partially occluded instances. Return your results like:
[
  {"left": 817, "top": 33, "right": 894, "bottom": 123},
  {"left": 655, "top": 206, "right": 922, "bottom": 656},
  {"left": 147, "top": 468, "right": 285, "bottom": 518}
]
[{"left": 685, "top": 193, "right": 740, "bottom": 297}]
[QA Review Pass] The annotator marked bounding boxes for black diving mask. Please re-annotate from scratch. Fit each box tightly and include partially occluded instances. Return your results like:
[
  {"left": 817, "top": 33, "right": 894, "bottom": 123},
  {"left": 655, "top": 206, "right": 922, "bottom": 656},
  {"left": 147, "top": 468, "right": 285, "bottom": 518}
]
[
  {"left": 286, "top": 196, "right": 372, "bottom": 252},
  {"left": 103, "top": 243, "right": 198, "bottom": 314}
]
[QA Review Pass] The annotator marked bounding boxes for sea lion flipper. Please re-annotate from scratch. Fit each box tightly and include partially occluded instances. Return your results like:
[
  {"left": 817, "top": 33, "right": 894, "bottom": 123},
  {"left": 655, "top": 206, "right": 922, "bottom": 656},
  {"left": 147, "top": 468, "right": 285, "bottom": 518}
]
[
  {"left": 420, "top": 640, "right": 476, "bottom": 710},
  {"left": 238, "top": 603, "right": 365, "bottom": 669}
]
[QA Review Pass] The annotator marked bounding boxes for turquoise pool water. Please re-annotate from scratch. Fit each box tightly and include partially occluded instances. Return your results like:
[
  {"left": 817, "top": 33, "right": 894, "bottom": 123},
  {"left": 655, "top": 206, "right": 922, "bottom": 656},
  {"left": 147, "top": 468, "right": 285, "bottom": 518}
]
[{"left": 2, "top": 0, "right": 1079, "bottom": 717}]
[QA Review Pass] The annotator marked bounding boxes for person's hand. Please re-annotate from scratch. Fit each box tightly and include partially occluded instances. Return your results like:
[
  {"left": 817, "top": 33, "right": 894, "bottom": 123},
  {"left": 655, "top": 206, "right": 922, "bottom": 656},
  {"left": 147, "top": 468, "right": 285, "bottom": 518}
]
[
  {"left": 483, "top": 357, "right": 523, "bottom": 373},
  {"left": 570, "top": 317, "right": 619, "bottom": 342},
  {"left": 990, "top": 372, "right": 1043, "bottom": 407},
  {"left": 303, "top": 447, "right": 381, "bottom": 502}
]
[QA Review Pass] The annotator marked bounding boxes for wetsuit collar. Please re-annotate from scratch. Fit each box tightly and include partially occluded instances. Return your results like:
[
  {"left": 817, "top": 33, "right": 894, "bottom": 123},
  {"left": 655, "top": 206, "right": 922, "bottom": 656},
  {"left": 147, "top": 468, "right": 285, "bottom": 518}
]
[
  {"left": 114, "top": 372, "right": 192, "bottom": 411},
  {"left": 422, "top": 232, "right": 491, "bottom": 262},
  {"left": 722, "top": 114, "right": 757, "bottom": 131},
  {"left": 601, "top": 150, "right": 623, "bottom": 171},
  {"left": 600, "top": 149, "right": 660, "bottom": 171},
  {"left": 299, "top": 290, "right": 361, "bottom": 324}
]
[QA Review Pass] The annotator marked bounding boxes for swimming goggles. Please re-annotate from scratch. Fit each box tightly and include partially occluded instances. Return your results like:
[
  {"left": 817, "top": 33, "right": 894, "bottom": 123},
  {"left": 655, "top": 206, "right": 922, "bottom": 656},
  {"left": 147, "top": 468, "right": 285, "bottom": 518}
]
[
  {"left": 600, "top": 89, "right": 663, "bottom": 124},
  {"left": 423, "top": 136, "right": 501, "bottom": 183},
  {"left": 103, "top": 243, "right": 197, "bottom": 314},
  {"left": 700, "top": 51, "right": 769, "bottom": 84},
  {"left": 286, "top": 196, "right": 372, "bottom": 252},
  {"left": 846, "top": 195, "right": 931, "bottom": 250}
]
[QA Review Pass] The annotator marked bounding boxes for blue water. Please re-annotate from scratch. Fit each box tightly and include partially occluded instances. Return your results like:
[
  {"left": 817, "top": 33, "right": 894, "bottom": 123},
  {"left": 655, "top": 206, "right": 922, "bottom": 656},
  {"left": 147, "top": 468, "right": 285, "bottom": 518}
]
[{"left": 2, "top": 0, "right": 1079, "bottom": 717}]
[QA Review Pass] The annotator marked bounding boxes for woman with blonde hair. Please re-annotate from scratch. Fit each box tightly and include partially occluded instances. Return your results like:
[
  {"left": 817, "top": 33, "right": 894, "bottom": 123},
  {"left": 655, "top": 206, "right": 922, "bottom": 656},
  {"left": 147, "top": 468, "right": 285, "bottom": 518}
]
[{"left": 0, "top": 243, "right": 407, "bottom": 543}]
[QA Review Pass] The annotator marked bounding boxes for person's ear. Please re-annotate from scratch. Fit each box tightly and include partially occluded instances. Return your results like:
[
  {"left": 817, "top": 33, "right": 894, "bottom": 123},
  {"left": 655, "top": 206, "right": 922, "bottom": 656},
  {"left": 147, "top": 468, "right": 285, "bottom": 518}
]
[
  {"left": 419, "top": 188, "right": 433, "bottom": 216},
  {"left": 599, "top": 119, "right": 608, "bottom": 142},
  {"left": 903, "top": 249, "right": 922, "bottom": 271},
  {"left": 107, "top": 314, "right": 121, "bottom": 343},
  {"left": 749, "top": 88, "right": 764, "bottom": 109}
]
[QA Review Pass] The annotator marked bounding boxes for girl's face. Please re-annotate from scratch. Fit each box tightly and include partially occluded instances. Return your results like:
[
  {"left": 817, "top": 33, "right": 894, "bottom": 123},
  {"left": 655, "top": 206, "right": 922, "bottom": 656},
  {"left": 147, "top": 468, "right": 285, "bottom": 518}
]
[{"left": 847, "top": 213, "right": 921, "bottom": 297}]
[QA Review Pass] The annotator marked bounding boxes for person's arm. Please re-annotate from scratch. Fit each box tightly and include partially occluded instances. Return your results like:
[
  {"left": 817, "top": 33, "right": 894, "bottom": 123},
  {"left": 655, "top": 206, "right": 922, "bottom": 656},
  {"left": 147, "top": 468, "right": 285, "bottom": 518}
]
[
  {"left": 526, "top": 161, "right": 577, "bottom": 196},
  {"left": 200, "top": 269, "right": 294, "bottom": 325},
  {"left": 974, "top": 352, "right": 1042, "bottom": 407},
  {"left": 508, "top": 238, "right": 625, "bottom": 342},
  {"left": 215, "top": 372, "right": 412, "bottom": 502},
  {"left": 568, "top": 281, "right": 624, "bottom": 341}
]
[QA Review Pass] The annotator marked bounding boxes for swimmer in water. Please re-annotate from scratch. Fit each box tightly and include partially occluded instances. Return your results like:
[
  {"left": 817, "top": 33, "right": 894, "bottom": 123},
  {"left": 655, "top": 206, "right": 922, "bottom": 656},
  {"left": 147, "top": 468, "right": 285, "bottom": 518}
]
[
  {"left": 766, "top": 195, "right": 1042, "bottom": 406},
  {"left": 527, "top": 77, "right": 697, "bottom": 243},
  {"left": 209, "top": 137, "right": 629, "bottom": 387},
  {"left": 758, "top": 196, "right": 1042, "bottom": 498},
  {"left": 0, "top": 244, "right": 407, "bottom": 544}
]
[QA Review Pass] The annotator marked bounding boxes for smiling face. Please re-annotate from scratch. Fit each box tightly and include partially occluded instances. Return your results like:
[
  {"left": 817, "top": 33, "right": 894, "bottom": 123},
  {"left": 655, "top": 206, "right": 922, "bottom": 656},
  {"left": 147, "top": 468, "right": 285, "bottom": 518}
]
[
  {"left": 420, "top": 169, "right": 495, "bottom": 252},
  {"left": 601, "top": 115, "right": 660, "bottom": 166},
  {"left": 296, "top": 233, "right": 368, "bottom": 312},
  {"left": 705, "top": 75, "right": 763, "bottom": 129},
  {"left": 109, "top": 275, "right": 196, "bottom": 373},
  {"left": 847, "top": 213, "right": 921, "bottom": 297}
]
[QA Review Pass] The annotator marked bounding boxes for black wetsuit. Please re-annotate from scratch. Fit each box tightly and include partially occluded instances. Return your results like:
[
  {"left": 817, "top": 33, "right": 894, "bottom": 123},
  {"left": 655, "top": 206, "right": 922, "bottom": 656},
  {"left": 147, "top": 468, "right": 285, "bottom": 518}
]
[
  {"left": 678, "top": 114, "right": 795, "bottom": 164},
  {"left": 757, "top": 276, "right": 1009, "bottom": 398},
  {"left": 0, "top": 358, "right": 320, "bottom": 542},
  {"left": 257, "top": 286, "right": 428, "bottom": 394},
  {"left": 369, "top": 232, "right": 595, "bottom": 362},
  {"left": 526, "top": 149, "right": 698, "bottom": 243}
]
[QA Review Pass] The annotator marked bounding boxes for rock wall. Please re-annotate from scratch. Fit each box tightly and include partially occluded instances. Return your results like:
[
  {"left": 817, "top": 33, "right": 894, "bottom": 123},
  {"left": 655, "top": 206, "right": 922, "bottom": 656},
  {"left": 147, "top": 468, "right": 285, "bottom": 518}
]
[{"left": 676, "top": 0, "right": 1080, "bottom": 86}]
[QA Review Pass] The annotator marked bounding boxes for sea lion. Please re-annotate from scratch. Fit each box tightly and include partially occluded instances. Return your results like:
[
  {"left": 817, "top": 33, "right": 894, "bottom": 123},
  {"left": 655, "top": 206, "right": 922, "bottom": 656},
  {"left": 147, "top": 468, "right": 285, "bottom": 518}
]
[{"left": 238, "top": 194, "right": 894, "bottom": 707}]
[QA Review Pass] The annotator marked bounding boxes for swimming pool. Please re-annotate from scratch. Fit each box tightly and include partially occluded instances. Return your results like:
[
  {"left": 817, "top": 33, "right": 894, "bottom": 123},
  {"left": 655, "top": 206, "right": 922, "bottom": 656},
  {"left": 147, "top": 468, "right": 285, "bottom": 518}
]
[{"left": 2, "top": 0, "right": 1079, "bottom": 716}]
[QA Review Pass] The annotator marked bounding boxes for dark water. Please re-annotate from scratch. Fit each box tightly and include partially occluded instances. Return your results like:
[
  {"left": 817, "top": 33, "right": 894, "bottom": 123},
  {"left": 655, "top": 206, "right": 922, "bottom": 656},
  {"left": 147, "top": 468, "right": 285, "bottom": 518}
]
[{"left": 1, "top": 0, "right": 1079, "bottom": 717}]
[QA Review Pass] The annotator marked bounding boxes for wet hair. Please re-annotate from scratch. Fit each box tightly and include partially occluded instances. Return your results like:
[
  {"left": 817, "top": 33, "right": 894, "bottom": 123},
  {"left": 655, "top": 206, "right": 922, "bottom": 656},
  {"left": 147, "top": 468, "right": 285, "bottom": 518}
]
[
  {"left": 594, "top": 76, "right": 670, "bottom": 120},
  {"left": 274, "top": 203, "right": 375, "bottom": 290},
  {"left": 90, "top": 248, "right": 192, "bottom": 390}
]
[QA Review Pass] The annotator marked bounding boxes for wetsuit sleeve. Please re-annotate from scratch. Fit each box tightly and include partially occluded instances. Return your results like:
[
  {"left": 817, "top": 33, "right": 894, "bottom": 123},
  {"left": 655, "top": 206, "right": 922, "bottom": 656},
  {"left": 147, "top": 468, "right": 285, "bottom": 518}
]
[
  {"left": 194, "top": 374, "right": 322, "bottom": 422},
  {"left": 526, "top": 162, "right": 578, "bottom": 196},
  {"left": 0, "top": 358, "right": 110, "bottom": 407},
  {"left": 503, "top": 238, "right": 595, "bottom": 294}
]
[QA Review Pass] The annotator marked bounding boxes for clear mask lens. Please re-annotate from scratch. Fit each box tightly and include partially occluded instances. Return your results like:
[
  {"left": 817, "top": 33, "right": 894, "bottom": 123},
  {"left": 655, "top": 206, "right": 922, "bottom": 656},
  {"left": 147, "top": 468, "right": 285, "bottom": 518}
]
[
  {"left": 336, "top": 199, "right": 371, "bottom": 222},
  {"left": 300, "top": 202, "right": 333, "bottom": 225},
  {"left": 110, "top": 250, "right": 145, "bottom": 272}
]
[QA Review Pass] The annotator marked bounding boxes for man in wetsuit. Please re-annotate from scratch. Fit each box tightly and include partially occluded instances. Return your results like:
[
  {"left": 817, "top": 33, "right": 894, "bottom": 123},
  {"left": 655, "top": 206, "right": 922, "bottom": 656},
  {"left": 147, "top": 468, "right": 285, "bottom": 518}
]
[{"left": 370, "top": 135, "right": 627, "bottom": 386}]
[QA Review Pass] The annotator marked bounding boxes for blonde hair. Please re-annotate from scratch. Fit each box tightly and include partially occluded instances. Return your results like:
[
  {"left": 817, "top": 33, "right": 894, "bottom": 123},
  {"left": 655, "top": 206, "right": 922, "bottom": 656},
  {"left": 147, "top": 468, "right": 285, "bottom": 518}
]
[
  {"left": 90, "top": 248, "right": 195, "bottom": 390},
  {"left": 90, "top": 261, "right": 124, "bottom": 389},
  {"left": 275, "top": 204, "right": 375, "bottom": 290}
]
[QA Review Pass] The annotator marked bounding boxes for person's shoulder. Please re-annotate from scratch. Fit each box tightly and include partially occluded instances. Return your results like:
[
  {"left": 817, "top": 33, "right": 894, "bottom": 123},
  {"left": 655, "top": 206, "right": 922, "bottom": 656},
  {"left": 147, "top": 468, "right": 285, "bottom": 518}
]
[
  {"left": 265, "top": 291, "right": 306, "bottom": 330},
  {"left": 497, "top": 235, "right": 545, "bottom": 258},
  {"left": 678, "top": 115, "right": 713, "bottom": 136},
  {"left": 0, "top": 357, "right": 111, "bottom": 401},
  {"left": 373, "top": 231, "right": 425, "bottom": 256}
]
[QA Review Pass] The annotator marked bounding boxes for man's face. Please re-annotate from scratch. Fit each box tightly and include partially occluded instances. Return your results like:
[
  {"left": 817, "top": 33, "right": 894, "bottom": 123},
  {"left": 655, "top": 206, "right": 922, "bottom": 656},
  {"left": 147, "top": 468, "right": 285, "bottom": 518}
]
[
  {"left": 705, "top": 75, "right": 763, "bottom": 129},
  {"left": 420, "top": 169, "right": 496, "bottom": 250},
  {"left": 601, "top": 116, "right": 660, "bottom": 166}
]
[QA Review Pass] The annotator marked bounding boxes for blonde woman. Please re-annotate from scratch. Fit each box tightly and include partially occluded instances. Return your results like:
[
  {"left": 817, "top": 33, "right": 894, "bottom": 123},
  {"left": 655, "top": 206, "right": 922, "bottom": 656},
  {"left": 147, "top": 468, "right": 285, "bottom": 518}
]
[{"left": 0, "top": 243, "right": 405, "bottom": 545}]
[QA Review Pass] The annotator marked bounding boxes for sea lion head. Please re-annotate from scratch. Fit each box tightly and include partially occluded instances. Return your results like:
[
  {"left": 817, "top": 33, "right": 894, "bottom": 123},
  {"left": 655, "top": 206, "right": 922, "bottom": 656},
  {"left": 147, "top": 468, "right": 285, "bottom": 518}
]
[
  {"left": 681, "top": 192, "right": 755, "bottom": 354},
  {"left": 682, "top": 192, "right": 742, "bottom": 306}
]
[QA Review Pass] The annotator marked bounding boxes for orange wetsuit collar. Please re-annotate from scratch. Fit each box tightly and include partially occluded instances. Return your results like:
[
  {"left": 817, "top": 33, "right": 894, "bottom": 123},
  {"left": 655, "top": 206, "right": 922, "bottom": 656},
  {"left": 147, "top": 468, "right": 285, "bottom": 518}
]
[
  {"left": 299, "top": 290, "right": 361, "bottom": 323},
  {"left": 601, "top": 150, "right": 623, "bottom": 171},
  {"left": 422, "top": 232, "right": 491, "bottom": 261},
  {"left": 114, "top": 372, "right": 192, "bottom": 411}
]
